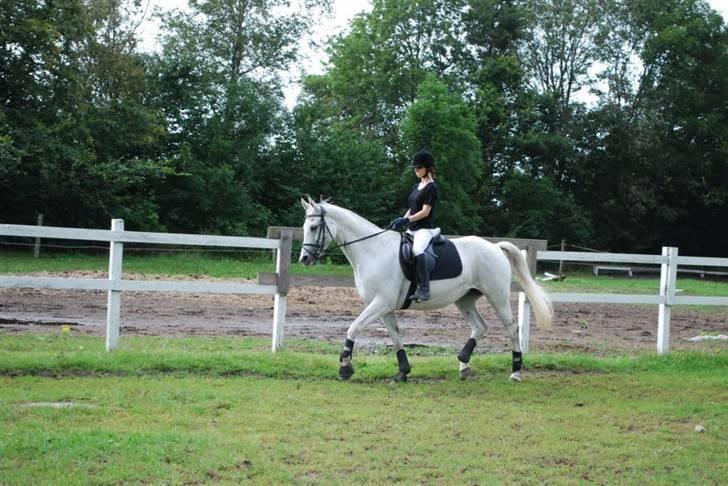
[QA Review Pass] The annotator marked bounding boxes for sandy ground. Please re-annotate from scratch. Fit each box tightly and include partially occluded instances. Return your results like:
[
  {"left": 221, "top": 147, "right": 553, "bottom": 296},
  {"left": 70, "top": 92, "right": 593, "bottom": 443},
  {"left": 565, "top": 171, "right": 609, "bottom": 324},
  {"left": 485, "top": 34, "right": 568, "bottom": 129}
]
[{"left": 1, "top": 271, "right": 726, "bottom": 354}]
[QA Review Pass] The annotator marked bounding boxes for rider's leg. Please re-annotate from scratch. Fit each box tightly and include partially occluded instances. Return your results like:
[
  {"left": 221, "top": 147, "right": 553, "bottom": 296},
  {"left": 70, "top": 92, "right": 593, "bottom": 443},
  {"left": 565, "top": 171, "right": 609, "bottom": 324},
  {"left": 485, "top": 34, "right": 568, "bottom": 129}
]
[{"left": 410, "top": 229, "right": 435, "bottom": 302}]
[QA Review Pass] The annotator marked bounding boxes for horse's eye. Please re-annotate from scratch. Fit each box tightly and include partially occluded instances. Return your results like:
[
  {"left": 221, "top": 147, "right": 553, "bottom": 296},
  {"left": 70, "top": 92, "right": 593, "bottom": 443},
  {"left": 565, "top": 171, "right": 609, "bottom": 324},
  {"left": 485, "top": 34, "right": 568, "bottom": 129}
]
[{"left": 310, "top": 225, "right": 318, "bottom": 231}]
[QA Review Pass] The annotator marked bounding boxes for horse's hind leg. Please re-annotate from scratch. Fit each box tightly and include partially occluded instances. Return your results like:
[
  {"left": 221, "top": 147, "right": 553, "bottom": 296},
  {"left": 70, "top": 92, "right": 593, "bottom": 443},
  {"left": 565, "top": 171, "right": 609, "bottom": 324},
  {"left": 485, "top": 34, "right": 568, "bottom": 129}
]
[
  {"left": 487, "top": 291, "right": 523, "bottom": 382},
  {"left": 455, "top": 291, "right": 488, "bottom": 380},
  {"left": 381, "top": 313, "right": 410, "bottom": 382}
]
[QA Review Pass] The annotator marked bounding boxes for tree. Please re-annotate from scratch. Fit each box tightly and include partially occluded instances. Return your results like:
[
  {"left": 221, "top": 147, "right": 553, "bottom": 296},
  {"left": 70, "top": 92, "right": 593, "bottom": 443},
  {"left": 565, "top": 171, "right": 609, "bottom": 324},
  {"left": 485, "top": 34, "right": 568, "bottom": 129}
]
[
  {"left": 628, "top": 0, "right": 728, "bottom": 255},
  {"left": 522, "top": 0, "right": 610, "bottom": 111},
  {"left": 401, "top": 75, "right": 482, "bottom": 235},
  {"left": 0, "top": 0, "right": 173, "bottom": 230},
  {"left": 500, "top": 171, "right": 591, "bottom": 242},
  {"left": 302, "top": 0, "right": 468, "bottom": 148},
  {"left": 150, "top": 0, "right": 332, "bottom": 234}
]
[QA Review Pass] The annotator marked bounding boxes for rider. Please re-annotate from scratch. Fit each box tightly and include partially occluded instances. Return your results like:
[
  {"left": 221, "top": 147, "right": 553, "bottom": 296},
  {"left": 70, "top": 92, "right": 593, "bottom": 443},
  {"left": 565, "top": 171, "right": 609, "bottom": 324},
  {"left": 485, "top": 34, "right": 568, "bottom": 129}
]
[{"left": 391, "top": 150, "right": 439, "bottom": 302}]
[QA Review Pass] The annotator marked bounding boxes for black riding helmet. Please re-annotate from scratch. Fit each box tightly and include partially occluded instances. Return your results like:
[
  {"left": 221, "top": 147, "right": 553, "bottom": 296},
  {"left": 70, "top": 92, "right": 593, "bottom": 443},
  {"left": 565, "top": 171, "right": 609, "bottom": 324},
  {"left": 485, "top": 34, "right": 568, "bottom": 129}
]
[{"left": 411, "top": 150, "right": 435, "bottom": 168}]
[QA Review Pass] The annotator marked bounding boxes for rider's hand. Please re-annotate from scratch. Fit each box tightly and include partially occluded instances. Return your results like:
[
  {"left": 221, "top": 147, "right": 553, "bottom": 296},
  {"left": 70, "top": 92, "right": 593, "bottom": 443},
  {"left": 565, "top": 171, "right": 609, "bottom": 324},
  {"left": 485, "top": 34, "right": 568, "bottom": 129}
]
[{"left": 390, "top": 217, "right": 409, "bottom": 232}]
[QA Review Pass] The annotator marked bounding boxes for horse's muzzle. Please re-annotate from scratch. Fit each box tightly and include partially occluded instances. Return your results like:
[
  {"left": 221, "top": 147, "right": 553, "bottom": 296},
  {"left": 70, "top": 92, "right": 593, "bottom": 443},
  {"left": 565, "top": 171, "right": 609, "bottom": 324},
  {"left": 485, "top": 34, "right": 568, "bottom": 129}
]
[{"left": 299, "top": 253, "right": 317, "bottom": 265}]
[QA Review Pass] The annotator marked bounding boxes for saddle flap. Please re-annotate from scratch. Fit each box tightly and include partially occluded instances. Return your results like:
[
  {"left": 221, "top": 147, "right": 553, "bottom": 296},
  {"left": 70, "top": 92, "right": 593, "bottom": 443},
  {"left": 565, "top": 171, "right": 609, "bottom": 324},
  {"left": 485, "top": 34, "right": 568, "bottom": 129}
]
[{"left": 398, "top": 233, "right": 462, "bottom": 283}]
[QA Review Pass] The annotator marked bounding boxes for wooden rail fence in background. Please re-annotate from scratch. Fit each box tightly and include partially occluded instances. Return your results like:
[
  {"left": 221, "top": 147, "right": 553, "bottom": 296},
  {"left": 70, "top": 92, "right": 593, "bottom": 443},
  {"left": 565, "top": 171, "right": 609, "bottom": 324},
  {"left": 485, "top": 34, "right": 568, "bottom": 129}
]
[
  {"left": 0, "top": 220, "right": 284, "bottom": 351},
  {"left": 2, "top": 221, "right": 726, "bottom": 355}
]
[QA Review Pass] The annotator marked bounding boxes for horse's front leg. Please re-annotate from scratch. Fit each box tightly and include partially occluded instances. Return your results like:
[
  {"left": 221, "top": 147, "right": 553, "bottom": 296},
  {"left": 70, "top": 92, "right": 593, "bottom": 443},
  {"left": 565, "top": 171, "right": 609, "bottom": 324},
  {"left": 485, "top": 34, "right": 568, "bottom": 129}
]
[
  {"left": 339, "top": 298, "right": 391, "bottom": 381},
  {"left": 381, "top": 312, "right": 410, "bottom": 382}
]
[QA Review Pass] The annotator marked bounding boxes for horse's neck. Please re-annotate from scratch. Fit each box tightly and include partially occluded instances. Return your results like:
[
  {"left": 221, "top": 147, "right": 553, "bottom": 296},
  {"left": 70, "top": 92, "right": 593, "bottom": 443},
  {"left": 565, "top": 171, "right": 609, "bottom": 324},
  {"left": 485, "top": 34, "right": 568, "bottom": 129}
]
[
  {"left": 323, "top": 204, "right": 398, "bottom": 268},
  {"left": 323, "top": 204, "right": 380, "bottom": 242}
]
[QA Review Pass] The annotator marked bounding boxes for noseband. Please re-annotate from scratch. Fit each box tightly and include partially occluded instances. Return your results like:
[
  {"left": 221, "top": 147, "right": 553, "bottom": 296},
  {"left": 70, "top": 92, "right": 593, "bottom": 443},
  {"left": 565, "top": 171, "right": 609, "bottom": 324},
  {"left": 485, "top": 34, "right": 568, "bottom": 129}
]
[
  {"left": 302, "top": 207, "right": 390, "bottom": 261},
  {"left": 302, "top": 207, "right": 336, "bottom": 261}
]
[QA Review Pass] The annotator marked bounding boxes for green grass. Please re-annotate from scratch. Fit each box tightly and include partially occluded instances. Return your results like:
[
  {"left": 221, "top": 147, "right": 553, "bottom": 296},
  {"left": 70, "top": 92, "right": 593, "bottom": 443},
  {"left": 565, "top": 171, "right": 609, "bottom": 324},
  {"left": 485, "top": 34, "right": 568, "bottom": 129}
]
[
  {"left": 1, "top": 334, "right": 726, "bottom": 378},
  {"left": 542, "top": 269, "right": 728, "bottom": 297},
  {"left": 1, "top": 335, "right": 727, "bottom": 484},
  {"left": 0, "top": 250, "right": 353, "bottom": 279}
]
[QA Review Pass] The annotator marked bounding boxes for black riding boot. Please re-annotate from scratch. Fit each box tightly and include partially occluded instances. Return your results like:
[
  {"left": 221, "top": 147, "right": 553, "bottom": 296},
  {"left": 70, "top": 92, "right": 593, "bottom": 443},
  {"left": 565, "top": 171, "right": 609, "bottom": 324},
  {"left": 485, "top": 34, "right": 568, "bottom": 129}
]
[{"left": 409, "top": 253, "right": 434, "bottom": 302}]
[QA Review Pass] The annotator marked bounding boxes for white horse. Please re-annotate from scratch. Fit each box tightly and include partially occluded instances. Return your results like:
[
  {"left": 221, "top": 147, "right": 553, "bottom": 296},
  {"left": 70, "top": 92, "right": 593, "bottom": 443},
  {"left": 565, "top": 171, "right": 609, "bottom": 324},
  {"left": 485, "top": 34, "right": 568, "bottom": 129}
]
[{"left": 298, "top": 198, "right": 552, "bottom": 382}]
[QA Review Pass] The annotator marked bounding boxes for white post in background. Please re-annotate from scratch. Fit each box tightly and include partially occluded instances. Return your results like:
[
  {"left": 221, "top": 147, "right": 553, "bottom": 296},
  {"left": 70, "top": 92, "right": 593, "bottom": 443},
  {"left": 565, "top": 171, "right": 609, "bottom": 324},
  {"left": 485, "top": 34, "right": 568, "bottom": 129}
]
[
  {"left": 272, "top": 230, "right": 292, "bottom": 352},
  {"left": 106, "top": 219, "right": 124, "bottom": 352},
  {"left": 517, "top": 249, "right": 531, "bottom": 353},
  {"left": 657, "top": 246, "right": 678, "bottom": 355},
  {"left": 33, "top": 213, "right": 43, "bottom": 258}
]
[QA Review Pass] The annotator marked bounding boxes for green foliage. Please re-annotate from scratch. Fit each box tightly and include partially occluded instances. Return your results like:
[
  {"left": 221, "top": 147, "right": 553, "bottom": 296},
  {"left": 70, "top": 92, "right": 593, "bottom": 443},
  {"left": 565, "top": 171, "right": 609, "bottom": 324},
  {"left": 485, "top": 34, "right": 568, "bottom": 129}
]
[
  {"left": 302, "top": 0, "right": 468, "bottom": 147},
  {"left": 294, "top": 124, "right": 396, "bottom": 224},
  {"left": 1, "top": 0, "right": 727, "bottom": 255},
  {"left": 631, "top": 0, "right": 728, "bottom": 255},
  {"left": 0, "top": 250, "right": 357, "bottom": 279},
  {"left": 501, "top": 172, "right": 592, "bottom": 242},
  {"left": 401, "top": 75, "right": 482, "bottom": 234}
]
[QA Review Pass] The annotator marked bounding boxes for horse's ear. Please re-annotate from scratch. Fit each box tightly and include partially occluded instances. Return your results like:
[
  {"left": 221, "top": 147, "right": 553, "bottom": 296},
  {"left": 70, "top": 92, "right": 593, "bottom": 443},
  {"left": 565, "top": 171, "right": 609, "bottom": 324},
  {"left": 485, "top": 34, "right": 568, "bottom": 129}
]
[{"left": 300, "top": 197, "right": 310, "bottom": 211}]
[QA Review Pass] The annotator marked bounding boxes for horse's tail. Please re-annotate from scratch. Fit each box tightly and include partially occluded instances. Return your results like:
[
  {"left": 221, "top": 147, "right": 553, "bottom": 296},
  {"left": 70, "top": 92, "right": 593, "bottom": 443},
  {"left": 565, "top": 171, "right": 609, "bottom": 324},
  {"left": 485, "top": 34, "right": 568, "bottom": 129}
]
[{"left": 496, "top": 242, "right": 553, "bottom": 329}]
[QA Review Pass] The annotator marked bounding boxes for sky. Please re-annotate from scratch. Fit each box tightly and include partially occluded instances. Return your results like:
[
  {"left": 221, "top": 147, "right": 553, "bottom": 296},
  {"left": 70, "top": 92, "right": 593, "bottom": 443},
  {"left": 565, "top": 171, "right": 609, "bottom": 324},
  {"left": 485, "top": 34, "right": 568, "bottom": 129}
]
[{"left": 138, "top": 0, "right": 728, "bottom": 108}]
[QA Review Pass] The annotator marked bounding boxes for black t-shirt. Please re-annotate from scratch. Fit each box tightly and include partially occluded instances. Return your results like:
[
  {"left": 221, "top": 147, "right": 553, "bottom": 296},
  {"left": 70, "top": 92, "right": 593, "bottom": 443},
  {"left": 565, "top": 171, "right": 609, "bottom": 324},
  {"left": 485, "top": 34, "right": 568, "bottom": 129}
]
[{"left": 407, "top": 181, "right": 438, "bottom": 230}]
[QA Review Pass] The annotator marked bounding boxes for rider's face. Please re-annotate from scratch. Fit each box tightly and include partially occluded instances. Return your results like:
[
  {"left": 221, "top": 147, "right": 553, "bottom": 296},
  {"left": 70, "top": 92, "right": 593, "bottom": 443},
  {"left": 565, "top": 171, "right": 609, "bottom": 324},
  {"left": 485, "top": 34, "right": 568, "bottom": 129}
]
[{"left": 414, "top": 166, "right": 426, "bottom": 177}]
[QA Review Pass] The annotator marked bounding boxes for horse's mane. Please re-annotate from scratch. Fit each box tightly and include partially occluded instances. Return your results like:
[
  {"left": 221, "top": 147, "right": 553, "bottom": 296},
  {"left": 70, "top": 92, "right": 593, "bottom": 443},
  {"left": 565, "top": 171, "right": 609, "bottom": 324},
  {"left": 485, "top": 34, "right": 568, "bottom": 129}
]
[{"left": 319, "top": 202, "right": 383, "bottom": 233}]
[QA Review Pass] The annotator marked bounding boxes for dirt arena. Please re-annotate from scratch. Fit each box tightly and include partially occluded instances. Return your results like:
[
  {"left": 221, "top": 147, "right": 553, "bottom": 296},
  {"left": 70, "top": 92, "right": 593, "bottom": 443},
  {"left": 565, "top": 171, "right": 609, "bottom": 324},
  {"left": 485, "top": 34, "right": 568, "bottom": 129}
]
[{"left": 1, "top": 272, "right": 726, "bottom": 353}]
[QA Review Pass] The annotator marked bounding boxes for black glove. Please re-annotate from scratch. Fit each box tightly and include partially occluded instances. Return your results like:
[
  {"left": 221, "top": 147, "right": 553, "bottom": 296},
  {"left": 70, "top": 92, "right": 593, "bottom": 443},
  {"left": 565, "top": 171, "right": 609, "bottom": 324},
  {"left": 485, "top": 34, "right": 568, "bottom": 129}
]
[{"left": 390, "top": 217, "right": 409, "bottom": 232}]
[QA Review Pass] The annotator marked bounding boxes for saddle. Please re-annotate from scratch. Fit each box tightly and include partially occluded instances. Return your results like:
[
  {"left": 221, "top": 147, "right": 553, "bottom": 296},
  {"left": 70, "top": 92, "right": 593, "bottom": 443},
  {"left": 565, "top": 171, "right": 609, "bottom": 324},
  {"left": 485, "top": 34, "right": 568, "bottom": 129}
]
[{"left": 399, "top": 229, "right": 463, "bottom": 309}]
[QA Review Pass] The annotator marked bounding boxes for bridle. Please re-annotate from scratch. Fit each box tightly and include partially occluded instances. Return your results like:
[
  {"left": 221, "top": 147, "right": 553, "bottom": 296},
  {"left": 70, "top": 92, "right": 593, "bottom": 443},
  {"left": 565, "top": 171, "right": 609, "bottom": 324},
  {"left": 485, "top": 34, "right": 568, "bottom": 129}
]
[{"left": 302, "top": 207, "right": 390, "bottom": 261}]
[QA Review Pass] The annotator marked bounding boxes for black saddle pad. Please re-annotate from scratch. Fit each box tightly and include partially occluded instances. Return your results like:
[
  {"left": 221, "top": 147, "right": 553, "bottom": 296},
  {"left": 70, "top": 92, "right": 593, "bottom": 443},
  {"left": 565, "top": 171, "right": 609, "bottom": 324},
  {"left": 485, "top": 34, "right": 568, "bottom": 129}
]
[{"left": 399, "top": 233, "right": 463, "bottom": 282}]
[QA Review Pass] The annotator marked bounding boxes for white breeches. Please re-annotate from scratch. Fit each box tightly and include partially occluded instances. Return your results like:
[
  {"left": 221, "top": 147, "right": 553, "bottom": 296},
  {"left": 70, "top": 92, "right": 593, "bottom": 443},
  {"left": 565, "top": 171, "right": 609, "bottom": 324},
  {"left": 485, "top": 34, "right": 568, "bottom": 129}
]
[{"left": 408, "top": 228, "right": 438, "bottom": 256}]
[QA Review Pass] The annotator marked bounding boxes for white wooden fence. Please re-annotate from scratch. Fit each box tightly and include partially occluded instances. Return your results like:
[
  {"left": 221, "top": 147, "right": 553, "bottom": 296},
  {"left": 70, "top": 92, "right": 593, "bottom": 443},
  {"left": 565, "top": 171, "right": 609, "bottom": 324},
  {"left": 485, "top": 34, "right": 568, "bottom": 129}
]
[
  {"left": 2, "top": 220, "right": 727, "bottom": 355},
  {"left": 0, "top": 219, "right": 291, "bottom": 352},
  {"left": 517, "top": 247, "right": 728, "bottom": 354}
]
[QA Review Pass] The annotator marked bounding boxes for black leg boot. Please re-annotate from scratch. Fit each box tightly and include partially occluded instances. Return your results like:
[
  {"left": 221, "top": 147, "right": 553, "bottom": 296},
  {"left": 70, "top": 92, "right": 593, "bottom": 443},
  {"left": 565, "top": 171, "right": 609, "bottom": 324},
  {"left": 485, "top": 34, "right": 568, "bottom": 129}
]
[{"left": 409, "top": 253, "right": 434, "bottom": 302}]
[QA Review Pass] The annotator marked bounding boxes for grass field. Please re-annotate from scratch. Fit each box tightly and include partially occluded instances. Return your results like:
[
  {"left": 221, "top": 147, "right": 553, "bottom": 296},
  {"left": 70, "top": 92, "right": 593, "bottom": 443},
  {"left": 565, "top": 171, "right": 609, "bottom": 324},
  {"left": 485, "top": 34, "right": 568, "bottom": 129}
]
[
  {"left": 1, "top": 250, "right": 727, "bottom": 483},
  {"left": 0, "top": 250, "right": 353, "bottom": 278},
  {"left": 1, "top": 335, "right": 727, "bottom": 484}
]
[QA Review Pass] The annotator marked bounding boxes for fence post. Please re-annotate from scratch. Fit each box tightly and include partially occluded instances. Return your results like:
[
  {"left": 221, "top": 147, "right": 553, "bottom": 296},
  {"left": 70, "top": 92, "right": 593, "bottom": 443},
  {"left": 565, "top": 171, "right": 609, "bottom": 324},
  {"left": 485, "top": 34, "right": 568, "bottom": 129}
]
[
  {"left": 657, "top": 246, "right": 678, "bottom": 355},
  {"left": 106, "top": 219, "right": 124, "bottom": 352},
  {"left": 33, "top": 214, "right": 43, "bottom": 258},
  {"left": 518, "top": 249, "right": 531, "bottom": 353},
  {"left": 272, "top": 229, "right": 292, "bottom": 352}
]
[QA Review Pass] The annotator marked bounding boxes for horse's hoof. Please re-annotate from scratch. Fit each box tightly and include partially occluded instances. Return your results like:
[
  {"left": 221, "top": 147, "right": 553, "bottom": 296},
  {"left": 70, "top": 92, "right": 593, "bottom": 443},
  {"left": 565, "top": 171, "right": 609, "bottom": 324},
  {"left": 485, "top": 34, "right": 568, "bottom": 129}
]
[
  {"left": 338, "top": 364, "right": 355, "bottom": 381},
  {"left": 459, "top": 367, "right": 474, "bottom": 380},
  {"left": 509, "top": 371, "right": 522, "bottom": 382},
  {"left": 392, "top": 371, "right": 408, "bottom": 383}
]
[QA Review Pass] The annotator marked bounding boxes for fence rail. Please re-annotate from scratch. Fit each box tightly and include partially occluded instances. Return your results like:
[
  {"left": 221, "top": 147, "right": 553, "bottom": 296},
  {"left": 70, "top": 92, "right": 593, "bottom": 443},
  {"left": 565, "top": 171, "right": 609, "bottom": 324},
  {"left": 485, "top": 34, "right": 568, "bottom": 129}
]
[
  {"left": 0, "top": 223, "right": 279, "bottom": 249},
  {"left": 3, "top": 220, "right": 726, "bottom": 356},
  {"left": 525, "top": 247, "right": 728, "bottom": 354},
  {"left": 0, "top": 220, "right": 285, "bottom": 352}
]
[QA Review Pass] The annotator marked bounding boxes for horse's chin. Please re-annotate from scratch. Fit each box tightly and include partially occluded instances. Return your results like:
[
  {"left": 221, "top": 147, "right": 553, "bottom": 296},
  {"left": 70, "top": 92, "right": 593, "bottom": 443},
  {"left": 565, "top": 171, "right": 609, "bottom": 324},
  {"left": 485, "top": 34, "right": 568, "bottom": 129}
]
[{"left": 299, "top": 256, "right": 319, "bottom": 266}]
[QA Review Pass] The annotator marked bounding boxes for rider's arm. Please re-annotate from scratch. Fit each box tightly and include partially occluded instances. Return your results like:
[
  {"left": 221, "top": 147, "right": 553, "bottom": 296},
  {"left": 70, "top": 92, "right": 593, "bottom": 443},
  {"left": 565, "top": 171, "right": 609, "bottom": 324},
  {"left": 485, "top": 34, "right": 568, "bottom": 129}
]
[{"left": 407, "top": 204, "right": 432, "bottom": 222}]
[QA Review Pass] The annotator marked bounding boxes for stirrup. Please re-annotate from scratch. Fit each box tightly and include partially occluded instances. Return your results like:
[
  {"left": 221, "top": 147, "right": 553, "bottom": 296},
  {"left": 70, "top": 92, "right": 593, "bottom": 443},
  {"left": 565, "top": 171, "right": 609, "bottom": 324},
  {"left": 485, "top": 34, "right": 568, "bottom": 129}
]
[{"left": 409, "top": 288, "right": 430, "bottom": 302}]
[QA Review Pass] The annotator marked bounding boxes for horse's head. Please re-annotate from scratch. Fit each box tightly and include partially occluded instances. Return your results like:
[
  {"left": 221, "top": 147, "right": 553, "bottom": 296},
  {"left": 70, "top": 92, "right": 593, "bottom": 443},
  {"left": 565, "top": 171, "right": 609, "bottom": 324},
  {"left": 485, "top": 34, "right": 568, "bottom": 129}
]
[{"left": 299, "top": 197, "right": 338, "bottom": 265}]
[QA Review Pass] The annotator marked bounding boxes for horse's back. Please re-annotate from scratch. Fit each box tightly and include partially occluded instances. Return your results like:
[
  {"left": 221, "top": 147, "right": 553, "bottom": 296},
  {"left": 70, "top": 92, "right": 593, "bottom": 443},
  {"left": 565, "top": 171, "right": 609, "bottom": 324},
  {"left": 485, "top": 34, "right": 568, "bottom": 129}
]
[{"left": 452, "top": 236, "right": 512, "bottom": 290}]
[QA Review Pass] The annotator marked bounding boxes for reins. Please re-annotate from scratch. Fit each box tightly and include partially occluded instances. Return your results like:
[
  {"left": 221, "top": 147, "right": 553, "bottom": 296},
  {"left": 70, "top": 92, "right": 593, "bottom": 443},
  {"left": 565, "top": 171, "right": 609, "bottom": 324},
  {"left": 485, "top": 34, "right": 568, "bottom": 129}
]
[{"left": 302, "top": 207, "right": 391, "bottom": 259}]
